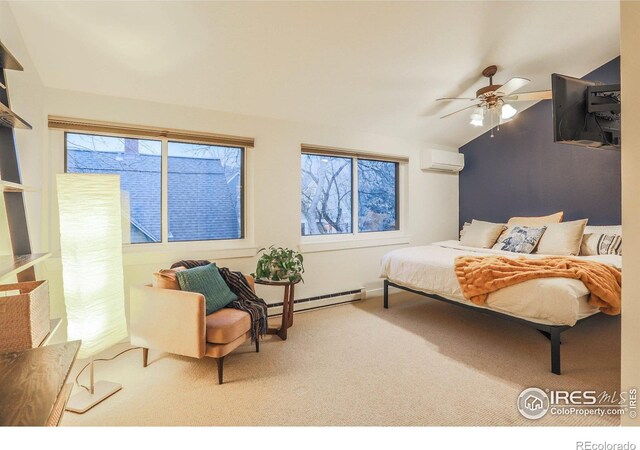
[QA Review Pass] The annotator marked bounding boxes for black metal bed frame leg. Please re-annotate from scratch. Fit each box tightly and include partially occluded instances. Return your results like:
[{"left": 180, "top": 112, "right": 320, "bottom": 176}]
[
  {"left": 538, "top": 329, "right": 562, "bottom": 344},
  {"left": 384, "top": 279, "right": 389, "bottom": 309},
  {"left": 550, "top": 328, "right": 562, "bottom": 375}
]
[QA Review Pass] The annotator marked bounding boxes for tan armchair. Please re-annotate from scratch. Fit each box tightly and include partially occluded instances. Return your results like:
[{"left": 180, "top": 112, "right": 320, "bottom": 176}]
[{"left": 129, "top": 275, "right": 258, "bottom": 384}]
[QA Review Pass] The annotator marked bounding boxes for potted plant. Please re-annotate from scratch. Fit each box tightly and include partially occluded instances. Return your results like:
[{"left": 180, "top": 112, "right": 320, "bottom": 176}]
[{"left": 253, "top": 246, "right": 304, "bottom": 282}]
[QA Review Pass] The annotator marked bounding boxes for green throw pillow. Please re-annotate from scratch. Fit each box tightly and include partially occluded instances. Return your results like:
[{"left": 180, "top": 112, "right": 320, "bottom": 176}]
[{"left": 176, "top": 263, "right": 237, "bottom": 315}]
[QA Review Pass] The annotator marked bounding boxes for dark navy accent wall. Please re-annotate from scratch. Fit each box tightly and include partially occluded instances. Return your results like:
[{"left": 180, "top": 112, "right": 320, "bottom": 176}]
[{"left": 459, "top": 57, "right": 620, "bottom": 228}]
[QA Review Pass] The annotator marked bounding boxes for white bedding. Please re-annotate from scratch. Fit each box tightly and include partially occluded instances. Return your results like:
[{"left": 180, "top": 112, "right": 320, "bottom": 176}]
[{"left": 379, "top": 240, "right": 622, "bottom": 326}]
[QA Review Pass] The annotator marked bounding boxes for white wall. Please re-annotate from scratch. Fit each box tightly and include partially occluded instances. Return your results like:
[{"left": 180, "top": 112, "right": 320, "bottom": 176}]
[
  {"left": 620, "top": 0, "right": 640, "bottom": 427},
  {"left": 38, "top": 88, "right": 459, "bottom": 328}
]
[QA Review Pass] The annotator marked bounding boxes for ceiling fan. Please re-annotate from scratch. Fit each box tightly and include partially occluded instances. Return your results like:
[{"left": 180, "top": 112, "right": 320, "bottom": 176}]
[{"left": 437, "top": 65, "right": 552, "bottom": 135}]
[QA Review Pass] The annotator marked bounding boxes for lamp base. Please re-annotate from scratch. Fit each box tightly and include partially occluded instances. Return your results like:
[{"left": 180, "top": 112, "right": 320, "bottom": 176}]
[{"left": 65, "top": 380, "right": 122, "bottom": 414}]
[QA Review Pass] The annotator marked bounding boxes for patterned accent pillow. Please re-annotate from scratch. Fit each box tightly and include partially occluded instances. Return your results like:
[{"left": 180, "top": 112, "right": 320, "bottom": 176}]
[
  {"left": 580, "top": 233, "right": 622, "bottom": 256},
  {"left": 493, "top": 226, "right": 547, "bottom": 254}
]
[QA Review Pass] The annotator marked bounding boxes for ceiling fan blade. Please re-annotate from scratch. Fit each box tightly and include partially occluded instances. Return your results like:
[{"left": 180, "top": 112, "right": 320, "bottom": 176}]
[
  {"left": 504, "top": 90, "right": 552, "bottom": 102},
  {"left": 440, "top": 104, "right": 480, "bottom": 119},
  {"left": 496, "top": 77, "right": 530, "bottom": 96},
  {"left": 436, "top": 97, "right": 477, "bottom": 102}
]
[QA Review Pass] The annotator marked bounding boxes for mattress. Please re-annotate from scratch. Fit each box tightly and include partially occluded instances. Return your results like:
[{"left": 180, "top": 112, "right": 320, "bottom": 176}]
[{"left": 379, "top": 240, "right": 622, "bottom": 326}]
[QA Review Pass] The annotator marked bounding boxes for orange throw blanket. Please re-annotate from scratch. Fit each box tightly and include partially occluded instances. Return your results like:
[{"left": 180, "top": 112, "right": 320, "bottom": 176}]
[{"left": 454, "top": 256, "right": 621, "bottom": 315}]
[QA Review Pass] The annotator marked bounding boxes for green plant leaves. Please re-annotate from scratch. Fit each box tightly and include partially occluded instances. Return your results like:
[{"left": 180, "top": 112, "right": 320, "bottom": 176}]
[{"left": 254, "top": 245, "right": 305, "bottom": 282}]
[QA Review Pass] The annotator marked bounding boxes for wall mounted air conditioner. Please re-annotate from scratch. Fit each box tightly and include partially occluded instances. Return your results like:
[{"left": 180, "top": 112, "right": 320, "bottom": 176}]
[{"left": 420, "top": 149, "right": 464, "bottom": 173}]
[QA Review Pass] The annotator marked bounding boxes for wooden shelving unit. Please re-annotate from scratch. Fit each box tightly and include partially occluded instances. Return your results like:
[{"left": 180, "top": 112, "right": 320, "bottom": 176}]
[
  {"left": 0, "top": 40, "right": 40, "bottom": 283},
  {"left": 0, "top": 180, "right": 33, "bottom": 192},
  {"left": 0, "top": 102, "right": 31, "bottom": 129},
  {"left": 0, "top": 45, "right": 64, "bottom": 410},
  {"left": 0, "top": 41, "right": 23, "bottom": 71},
  {"left": 0, "top": 253, "right": 51, "bottom": 282}
]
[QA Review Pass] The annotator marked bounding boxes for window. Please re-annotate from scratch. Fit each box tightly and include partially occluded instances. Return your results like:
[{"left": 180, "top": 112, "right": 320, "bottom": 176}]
[
  {"left": 358, "top": 159, "right": 398, "bottom": 233},
  {"left": 65, "top": 131, "right": 246, "bottom": 244},
  {"left": 66, "top": 132, "right": 162, "bottom": 244},
  {"left": 168, "top": 142, "right": 243, "bottom": 241},
  {"left": 301, "top": 150, "right": 400, "bottom": 237},
  {"left": 301, "top": 154, "right": 353, "bottom": 235}
]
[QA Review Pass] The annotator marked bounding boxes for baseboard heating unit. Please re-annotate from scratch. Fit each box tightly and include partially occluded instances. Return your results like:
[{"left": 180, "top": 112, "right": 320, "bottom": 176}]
[{"left": 267, "top": 288, "right": 363, "bottom": 317}]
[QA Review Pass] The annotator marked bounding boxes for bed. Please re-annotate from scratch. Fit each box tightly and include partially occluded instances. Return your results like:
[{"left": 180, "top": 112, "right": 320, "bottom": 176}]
[{"left": 380, "top": 240, "right": 622, "bottom": 375}]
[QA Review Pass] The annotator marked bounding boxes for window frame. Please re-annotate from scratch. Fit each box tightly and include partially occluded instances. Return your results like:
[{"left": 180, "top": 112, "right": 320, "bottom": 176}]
[
  {"left": 300, "top": 148, "right": 408, "bottom": 249},
  {"left": 64, "top": 130, "right": 164, "bottom": 246},
  {"left": 301, "top": 153, "right": 355, "bottom": 236},
  {"left": 356, "top": 157, "right": 401, "bottom": 234},
  {"left": 63, "top": 130, "right": 251, "bottom": 250},
  {"left": 166, "top": 138, "right": 246, "bottom": 243}
]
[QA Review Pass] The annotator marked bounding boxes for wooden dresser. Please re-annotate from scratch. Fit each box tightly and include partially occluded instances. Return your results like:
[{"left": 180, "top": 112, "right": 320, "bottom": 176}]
[{"left": 0, "top": 340, "right": 80, "bottom": 426}]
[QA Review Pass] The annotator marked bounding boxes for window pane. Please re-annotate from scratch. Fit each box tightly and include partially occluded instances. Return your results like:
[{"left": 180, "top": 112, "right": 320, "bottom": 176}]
[
  {"left": 66, "top": 132, "right": 162, "bottom": 244},
  {"left": 168, "top": 142, "right": 243, "bottom": 241},
  {"left": 358, "top": 159, "right": 398, "bottom": 232},
  {"left": 301, "top": 154, "right": 352, "bottom": 236}
]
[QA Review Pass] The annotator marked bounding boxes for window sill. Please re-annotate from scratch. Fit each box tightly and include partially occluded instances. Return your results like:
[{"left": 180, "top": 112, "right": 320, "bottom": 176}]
[
  {"left": 298, "top": 234, "right": 411, "bottom": 254},
  {"left": 121, "top": 244, "right": 258, "bottom": 266},
  {"left": 45, "top": 244, "right": 258, "bottom": 270},
  {"left": 45, "top": 243, "right": 258, "bottom": 271}
]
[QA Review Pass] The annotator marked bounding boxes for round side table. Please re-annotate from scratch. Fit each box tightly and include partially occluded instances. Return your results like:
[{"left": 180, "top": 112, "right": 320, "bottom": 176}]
[{"left": 254, "top": 278, "right": 300, "bottom": 340}]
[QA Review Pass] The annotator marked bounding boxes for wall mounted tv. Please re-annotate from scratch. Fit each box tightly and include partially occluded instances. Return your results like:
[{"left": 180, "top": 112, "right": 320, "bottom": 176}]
[{"left": 551, "top": 73, "right": 620, "bottom": 150}]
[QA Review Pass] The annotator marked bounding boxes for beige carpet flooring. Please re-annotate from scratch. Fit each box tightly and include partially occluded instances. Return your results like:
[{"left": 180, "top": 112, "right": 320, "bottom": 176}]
[{"left": 62, "top": 292, "right": 621, "bottom": 426}]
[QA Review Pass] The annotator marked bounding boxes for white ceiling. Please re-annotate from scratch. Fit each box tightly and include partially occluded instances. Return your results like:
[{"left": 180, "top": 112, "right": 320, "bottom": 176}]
[{"left": 8, "top": 1, "right": 620, "bottom": 148}]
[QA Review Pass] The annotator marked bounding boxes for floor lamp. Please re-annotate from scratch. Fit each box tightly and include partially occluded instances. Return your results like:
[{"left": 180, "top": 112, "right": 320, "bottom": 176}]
[{"left": 57, "top": 174, "right": 128, "bottom": 414}]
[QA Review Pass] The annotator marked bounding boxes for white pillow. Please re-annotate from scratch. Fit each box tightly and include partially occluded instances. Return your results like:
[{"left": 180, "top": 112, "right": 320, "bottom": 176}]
[
  {"left": 460, "top": 220, "right": 506, "bottom": 248},
  {"left": 584, "top": 225, "right": 621, "bottom": 236},
  {"left": 459, "top": 222, "right": 471, "bottom": 239},
  {"left": 535, "top": 219, "right": 588, "bottom": 256}
]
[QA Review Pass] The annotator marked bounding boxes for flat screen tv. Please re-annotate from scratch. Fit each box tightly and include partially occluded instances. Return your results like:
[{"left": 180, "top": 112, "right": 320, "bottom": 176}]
[{"left": 551, "top": 73, "right": 620, "bottom": 150}]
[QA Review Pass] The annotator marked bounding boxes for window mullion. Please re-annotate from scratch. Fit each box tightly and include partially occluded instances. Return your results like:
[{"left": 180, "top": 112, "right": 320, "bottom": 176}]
[
  {"left": 396, "top": 162, "right": 401, "bottom": 231},
  {"left": 353, "top": 157, "right": 358, "bottom": 236},
  {"left": 161, "top": 138, "right": 169, "bottom": 243}
]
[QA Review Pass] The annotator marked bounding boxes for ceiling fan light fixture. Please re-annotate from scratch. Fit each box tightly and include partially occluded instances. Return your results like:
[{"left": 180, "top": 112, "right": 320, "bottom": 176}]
[
  {"left": 435, "top": 66, "right": 550, "bottom": 129},
  {"left": 470, "top": 107, "right": 484, "bottom": 127},
  {"left": 501, "top": 103, "right": 517, "bottom": 120}
]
